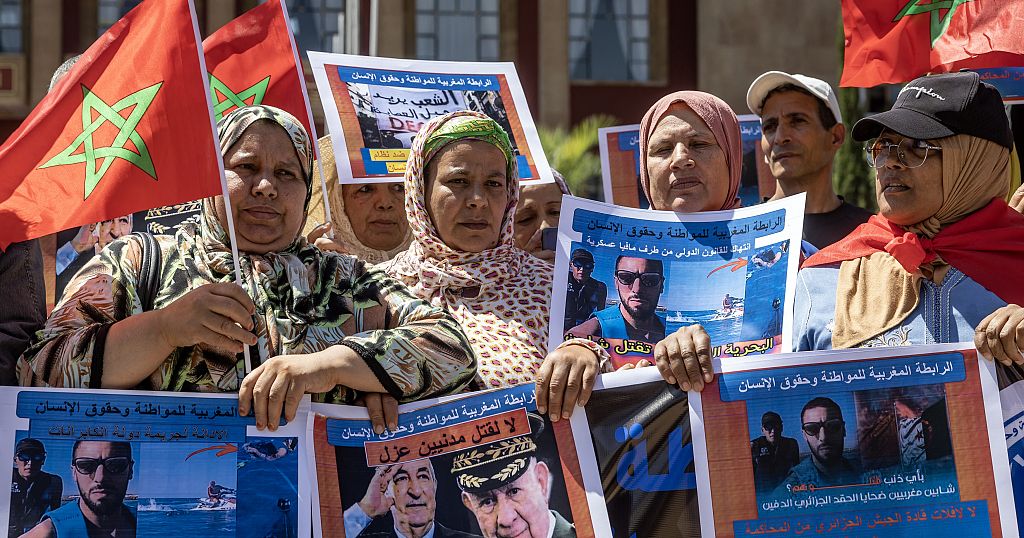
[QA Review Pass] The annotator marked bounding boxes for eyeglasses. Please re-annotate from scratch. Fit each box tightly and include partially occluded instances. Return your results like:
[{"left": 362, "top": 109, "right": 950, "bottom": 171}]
[
  {"left": 864, "top": 137, "right": 942, "bottom": 169},
  {"left": 571, "top": 260, "right": 594, "bottom": 271},
  {"left": 614, "top": 270, "right": 663, "bottom": 288},
  {"left": 16, "top": 452, "right": 45, "bottom": 463},
  {"left": 72, "top": 456, "right": 131, "bottom": 476},
  {"left": 801, "top": 419, "right": 845, "bottom": 437}
]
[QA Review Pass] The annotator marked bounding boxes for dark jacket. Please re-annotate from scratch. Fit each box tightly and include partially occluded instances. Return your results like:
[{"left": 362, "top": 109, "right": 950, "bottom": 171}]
[{"left": 564, "top": 276, "right": 607, "bottom": 329}]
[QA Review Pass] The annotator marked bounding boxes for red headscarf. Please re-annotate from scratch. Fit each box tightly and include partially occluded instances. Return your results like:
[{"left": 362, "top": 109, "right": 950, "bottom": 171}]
[{"left": 638, "top": 91, "right": 742, "bottom": 211}]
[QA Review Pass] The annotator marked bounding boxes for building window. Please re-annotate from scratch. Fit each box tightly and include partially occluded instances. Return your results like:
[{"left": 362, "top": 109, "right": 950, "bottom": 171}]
[
  {"left": 569, "top": 0, "right": 649, "bottom": 81},
  {"left": 288, "top": 0, "right": 346, "bottom": 55},
  {"left": 97, "top": 0, "right": 143, "bottom": 35},
  {"left": 0, "top": 0, "right": 22, "bottom": 52},
  {"left": 415, "top": 0, "right": 500, "bottom": 62}
]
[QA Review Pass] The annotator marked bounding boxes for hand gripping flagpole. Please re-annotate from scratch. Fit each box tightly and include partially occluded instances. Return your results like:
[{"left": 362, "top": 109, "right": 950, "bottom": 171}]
[
  {"left": 278, "top": 0, "right": 335, "bottom": 240},
  {"left": 189, "top": 0, "right": 254, "bottom": 377}
]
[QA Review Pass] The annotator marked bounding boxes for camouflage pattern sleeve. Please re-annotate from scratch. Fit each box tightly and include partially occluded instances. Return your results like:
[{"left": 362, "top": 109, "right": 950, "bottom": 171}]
[
  {"left": 17, "top": 236, "right": 146, "bottom": 388},
  {"left": 321, "top": 265, "right": 477, "bottom": 404}
]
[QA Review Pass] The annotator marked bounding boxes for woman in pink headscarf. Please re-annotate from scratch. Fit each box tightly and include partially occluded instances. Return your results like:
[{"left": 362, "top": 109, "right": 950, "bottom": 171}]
[{"left": 538, "top": 91, "right": 742, "bottom": 411}]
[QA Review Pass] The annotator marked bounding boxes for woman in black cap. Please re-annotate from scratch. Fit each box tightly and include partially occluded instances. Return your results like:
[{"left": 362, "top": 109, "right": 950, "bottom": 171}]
[{"left": 794, "top": 71, "right": 1024, "bottom": 364}]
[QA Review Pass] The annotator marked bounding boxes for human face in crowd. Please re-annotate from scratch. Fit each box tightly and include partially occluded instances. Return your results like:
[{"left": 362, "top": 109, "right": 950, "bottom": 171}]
[
  {"left": 801, "top": 406, "right": 845, "bottom": 469},
  {"left": 646, "top": 103, "right": 730, "bottom": 213},
  {"left": 461, "top": 459, "right": 552, "bottom": 538},
  {"left": 425, "top": 140, "right": 509, "bottom": 253},
  {"left": 342, "top": 182, "right": 407, "bottom": 250},
  {"left": 570, "top": 258, "right": 593, "bottom": 283},
  {"left": 14, "top": 450, "right": 45, "bottom": 480},
  {"left": 391, "top": 460, "right": 437, "bottom": 537},
  {"left": 760, "top": 91, "right": 843, "bottom": 184},
  {"left": 514, "top": 181, "right": 563, "bottom": 255},
  {"left": 71, "top": 442, "right": 133, "bottom": 517},
  {"left": 614, "top": 257, "right": 664, "bottom": 321},
  {"left": 215, "top": 120, "right": 308, "bottom": 254},
  {"left": 872, "top": 130, "right": 944, "bottom": 226}
]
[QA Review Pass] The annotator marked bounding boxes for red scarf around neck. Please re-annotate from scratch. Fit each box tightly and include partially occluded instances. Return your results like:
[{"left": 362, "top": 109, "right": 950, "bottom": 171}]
[{"left": 803, "top": 199, "right": 1024, "bottom": 305}]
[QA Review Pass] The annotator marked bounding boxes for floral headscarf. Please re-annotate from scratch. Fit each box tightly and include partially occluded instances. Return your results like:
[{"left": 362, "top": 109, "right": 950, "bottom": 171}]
[{"left": 385, "top": 111, "right": 556, "bottom": 388}]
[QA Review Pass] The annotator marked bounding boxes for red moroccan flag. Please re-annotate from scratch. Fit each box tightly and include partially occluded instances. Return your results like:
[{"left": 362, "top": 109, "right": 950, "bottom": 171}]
[
  {"left": 203, "top": 0, "right": 315, "bottom": 136},
  {"left": 0, "top": 0, "right": 222, "bottom": 249},
  {"left": 841, "top": 0, "right": 1024, "bottom": 87}
]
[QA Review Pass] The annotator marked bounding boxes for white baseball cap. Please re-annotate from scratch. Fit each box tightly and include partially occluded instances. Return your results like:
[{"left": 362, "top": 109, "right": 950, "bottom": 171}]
[{"left": 746, "top": 71, "right": 843, "bottom": 125}]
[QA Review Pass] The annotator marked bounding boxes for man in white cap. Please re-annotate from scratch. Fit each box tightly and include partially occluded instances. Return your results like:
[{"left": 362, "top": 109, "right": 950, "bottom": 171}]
[{"left": 747, "top": 71, "right": 872, "bottom": 249}]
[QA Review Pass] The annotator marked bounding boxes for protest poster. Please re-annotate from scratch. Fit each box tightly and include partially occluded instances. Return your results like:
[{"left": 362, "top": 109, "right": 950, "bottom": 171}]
[
  {"left": 736, "top": 114, "right": 777, "bottom": 206},
  {"left": 568, "top": 366, "right": 702, "bottom": 537},
  {"left": 548, "top": 194, "right": 804, "bottom": 367},
  {"left": 975, "top": 68, "right": 1024, "bottom": 103},
  {"left": 41, "top": 203, "right": 201, "bottom": 309},
  {"left": 997, "top": 363, "right": 1024, "bottom": 535},
  {"left": 597, "top": 125, "right": 643, "bottom": 207},
  {"left": 307, "top": 52, "right": 553, "bottom": 185},
  {"left": 692, "top": 344, "right": 1018, "bottom": 537},
  {"left": 597, "top": 118, "right": 773, "bottom": 209},
  {"left": 309, "top": 385, "right": 595, "bottom": 538},
  {"left": 1, "top": 387, "right": 310, "bottom": 537}
]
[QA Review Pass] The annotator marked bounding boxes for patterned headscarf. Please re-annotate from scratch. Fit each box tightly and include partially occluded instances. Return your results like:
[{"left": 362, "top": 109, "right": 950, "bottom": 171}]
[
  {"left": 177, "top": 105, "right": 328, "bottom": 380},
  {"left": 638, "top": 91, "right": 742, "bottom": 211},
  {"left": 385, "top": 110, "right": 556, "bottom": 389}
]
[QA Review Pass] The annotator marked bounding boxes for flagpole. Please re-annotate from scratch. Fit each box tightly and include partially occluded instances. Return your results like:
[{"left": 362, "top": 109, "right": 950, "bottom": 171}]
[
  {"left": 278, "top": 0, "right": 335, "bottom": 240},
  {"left": 189, "top": 0, "right": 254, "bottom": 376}
]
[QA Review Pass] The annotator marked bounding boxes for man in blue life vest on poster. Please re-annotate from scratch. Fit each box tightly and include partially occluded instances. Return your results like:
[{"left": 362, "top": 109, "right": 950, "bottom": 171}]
[
  {"left": 9, "top": 439, "right": 63, "bottom": 537},
  {"left": 21, "top": 441, "right": 136, "bottom": 538},
  {"left": 775, "top": 398, "right": 861, "bottom": 495},
  {"left": 567, "top": 256, "right": 666, "bottom": 343}
]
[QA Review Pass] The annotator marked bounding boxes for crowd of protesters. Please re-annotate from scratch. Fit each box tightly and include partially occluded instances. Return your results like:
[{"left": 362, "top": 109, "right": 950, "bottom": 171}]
[{"left": 3, "top": 65, "right": 1024, "bottom": 461}]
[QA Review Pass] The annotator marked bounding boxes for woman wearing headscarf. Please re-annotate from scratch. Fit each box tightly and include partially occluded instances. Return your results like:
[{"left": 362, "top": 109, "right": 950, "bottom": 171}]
[
  {"left": 303, "top": 135, "right": 412, "bottom": 263},
  {"left": 514, "top": 169, "right": 571, "bottom": 261},
  {"left": 544, "top": 91, "right": 742, "bottom": 401},
  {"left": 370, "top": 111, "right": 608, "bottom": 425},
  {"left": 18, "top": 105, "right": 477, "bottom": 430},
  {"left": 795, "top": 72, "right": 1024, "bottom": 366}
]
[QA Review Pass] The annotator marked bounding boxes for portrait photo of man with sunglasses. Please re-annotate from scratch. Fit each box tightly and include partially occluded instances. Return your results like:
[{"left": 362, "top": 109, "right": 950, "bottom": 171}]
[
  {"left": 9, "top": 438, "right": 63, "bottom": 537},
  {"left": 566, "top": 256, "right": 666, "bottom": 345},
  {"left": 773, "top": 397, "right": 860, "bottom": 496},
  {"left": 21, "top": 440, "right": 136, "bottom": 538}
]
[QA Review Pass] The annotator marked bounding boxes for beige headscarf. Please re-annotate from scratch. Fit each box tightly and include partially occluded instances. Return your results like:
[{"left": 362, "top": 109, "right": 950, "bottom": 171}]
[
  {"left": 302, "top": 136, "right": 412, "bottom": 264},
  {"left": 828, "top": 134, "right": 1011, "bottom": 348}
]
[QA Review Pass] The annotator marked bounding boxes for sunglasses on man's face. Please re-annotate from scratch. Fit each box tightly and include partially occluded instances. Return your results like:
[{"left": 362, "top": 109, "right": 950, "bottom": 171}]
[
  {"left": 614, "top": 270, "right": 663, "bottom": 288},
  {"left": 801, "top": 419, "right": 845, "bottom": 437},
  {"left": 16, "top": 452, "right": 45, "bottom": 463},
  {"left": 571, "top": 260, "right": 594, "bottom": 271},
  {"left": 72, "top": 456, "right": 131, "bottom": 476}
]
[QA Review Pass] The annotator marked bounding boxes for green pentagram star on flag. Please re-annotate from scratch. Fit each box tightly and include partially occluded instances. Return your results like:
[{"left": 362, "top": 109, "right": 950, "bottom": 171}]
[
  {"left": 893, "top": 0, "right": 975, "bottom": 47},
  {"left": 210, "top": 74, "right": 271, "bottom": 120},
  {"left": 39, "top": 82, "right": 163, "bottom": 199}
]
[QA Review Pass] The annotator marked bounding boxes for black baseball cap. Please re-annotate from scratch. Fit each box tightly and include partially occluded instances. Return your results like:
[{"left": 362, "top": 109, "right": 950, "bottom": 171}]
[
  {"left": 571, "top": 248, "right": 594, "bottom": 264},
  {"left": 852, "top": 71, "right": 1012, "bottom": 149},
  {"left": 761, "top": 412, "right": 782, "bottom": 428},
  {"left": 15, "top": 438, "right": 45, "bottom": 455}
]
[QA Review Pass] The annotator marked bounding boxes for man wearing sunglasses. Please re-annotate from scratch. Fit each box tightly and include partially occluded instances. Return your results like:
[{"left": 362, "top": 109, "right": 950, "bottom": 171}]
[
  {"left": 564, "top": 249, "right": 607, "bottom": 330},
  {"left": 9, "top": 439, "right": 62, "bottom": 537},
  {"left": 22, "top": 440, "right": 135, "bottom": 538},
  {"left": 567, "top": 256, "right": 666, "bottom": 344},
  {"left": 775, "top": 397, "right": 859, "bottom": 496}
]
